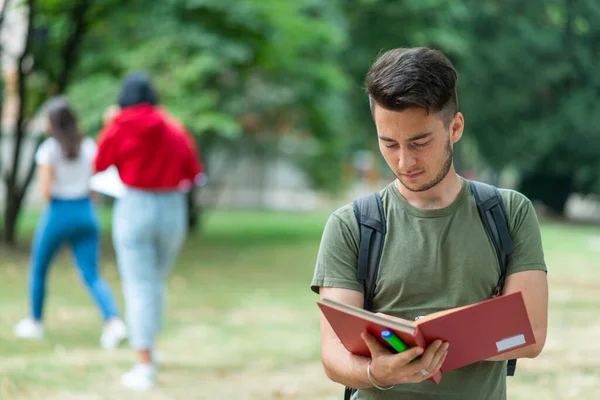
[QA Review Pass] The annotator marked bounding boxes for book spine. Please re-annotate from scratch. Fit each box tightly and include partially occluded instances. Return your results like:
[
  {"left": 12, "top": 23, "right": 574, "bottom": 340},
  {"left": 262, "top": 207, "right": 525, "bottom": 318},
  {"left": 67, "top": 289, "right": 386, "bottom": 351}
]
[{"left": 413, "top": 326, "right": 428, "bottom": 349}]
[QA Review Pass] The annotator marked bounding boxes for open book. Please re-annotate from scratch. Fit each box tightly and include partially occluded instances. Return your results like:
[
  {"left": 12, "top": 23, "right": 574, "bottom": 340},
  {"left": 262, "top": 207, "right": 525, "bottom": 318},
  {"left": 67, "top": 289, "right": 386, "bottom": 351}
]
[{"left": 318, "top": 291, "right": 535, "bottom": 384}]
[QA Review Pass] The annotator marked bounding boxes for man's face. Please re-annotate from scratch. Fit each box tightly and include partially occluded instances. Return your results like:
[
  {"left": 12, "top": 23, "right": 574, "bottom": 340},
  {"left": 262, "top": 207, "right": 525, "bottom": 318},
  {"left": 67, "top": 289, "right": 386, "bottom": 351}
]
[{"left": 373, "top": 105, "right": 463, "bottom": 192}]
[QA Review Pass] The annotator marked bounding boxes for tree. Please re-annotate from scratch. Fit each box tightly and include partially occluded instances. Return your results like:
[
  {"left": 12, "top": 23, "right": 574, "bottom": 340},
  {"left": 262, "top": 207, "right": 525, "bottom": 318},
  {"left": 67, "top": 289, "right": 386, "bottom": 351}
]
[
  {"left": 0, "top": 0, "right": 351, "bottom": 242},
  {"left": 0, "top": 0, "right": 92, "bottom": 244},
  {"left": 341, "top": 0, "right": 600, "bottom": 214},
  {"left": 339, "top": 0, "right": 471, "bottom": 172},
  {"left": 458, "top": 0, "right": 600, "bottom": 213},
  {"left": 0, "top": 0, "right": 14, "bottom": 167},
  {"left": 66, "top": 0, "right": 351, "bottom": 198}
]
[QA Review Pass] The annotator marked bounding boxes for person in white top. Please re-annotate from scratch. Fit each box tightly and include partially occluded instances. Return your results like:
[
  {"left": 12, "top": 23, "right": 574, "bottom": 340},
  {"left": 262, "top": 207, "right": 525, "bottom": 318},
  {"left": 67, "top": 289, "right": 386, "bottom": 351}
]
[{"left": 13, "top": 96, "right": 127, "bottom": 350}]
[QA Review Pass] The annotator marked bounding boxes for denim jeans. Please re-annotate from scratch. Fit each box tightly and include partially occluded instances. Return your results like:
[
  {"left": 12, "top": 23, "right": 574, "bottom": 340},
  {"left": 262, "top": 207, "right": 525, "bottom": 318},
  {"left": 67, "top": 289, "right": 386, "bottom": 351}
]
[
  {"left": 113, "top": 188, "right": 187, "bottom": 350},
  {"left": 29, "top": 197, "right": 121, "bottom": 321}
]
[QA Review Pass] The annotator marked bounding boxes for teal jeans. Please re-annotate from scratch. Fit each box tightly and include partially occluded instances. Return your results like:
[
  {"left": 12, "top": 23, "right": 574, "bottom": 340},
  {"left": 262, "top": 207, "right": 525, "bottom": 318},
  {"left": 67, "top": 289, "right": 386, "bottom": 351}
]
[
  {"left": 113, "top": 188, "right": 187, "bottom": 349},
  {"left": 30, "top": 197, "right": 121, "bottom": 322}
]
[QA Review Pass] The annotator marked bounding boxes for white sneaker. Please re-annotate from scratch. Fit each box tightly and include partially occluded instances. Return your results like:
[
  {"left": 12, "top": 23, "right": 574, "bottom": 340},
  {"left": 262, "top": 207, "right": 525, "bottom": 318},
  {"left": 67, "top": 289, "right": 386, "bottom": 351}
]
[
  {"left": 13, "top": 318, "right": 44, "bottom": 339},
  {"left": 100, "top": 318, "right": 127, "bottom": 349},
  {"left": 120, "top": 364, "right": 155, "bottom": 391}
]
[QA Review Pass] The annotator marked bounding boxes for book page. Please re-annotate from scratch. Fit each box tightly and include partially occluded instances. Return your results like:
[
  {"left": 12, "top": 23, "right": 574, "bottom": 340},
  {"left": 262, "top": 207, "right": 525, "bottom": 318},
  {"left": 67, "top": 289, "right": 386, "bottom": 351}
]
[
  {"left": 415, "top": 304, "right": 473, "bottom": 324},
  {"left": 319, "top": 298, "right": 416, "bottom": 333}
]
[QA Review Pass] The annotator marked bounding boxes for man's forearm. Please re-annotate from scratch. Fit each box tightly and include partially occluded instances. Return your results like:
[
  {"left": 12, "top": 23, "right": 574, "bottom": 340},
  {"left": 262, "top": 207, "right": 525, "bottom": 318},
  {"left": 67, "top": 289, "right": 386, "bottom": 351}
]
[{"left": 322, "top": 340, "right": 374, "bottom": 389}]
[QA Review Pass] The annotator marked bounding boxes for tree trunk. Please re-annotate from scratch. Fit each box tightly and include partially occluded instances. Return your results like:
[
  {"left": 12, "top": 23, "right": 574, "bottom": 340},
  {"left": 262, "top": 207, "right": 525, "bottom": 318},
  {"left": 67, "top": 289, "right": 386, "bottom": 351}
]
[
  {"left": 0, "top": 0, "right": 11, "bottom": 174},
  {"left": 2, "top": 0, "right": 34, "bottom": 244},
  {"left": 56, "top": 0, "right": 90, "bottom": 93},
  {"left": 1, "top": 0, "right": 90, "bottom": 245},
  {"left": 3, "top": 189, "right": 20, "bottom": 245}
]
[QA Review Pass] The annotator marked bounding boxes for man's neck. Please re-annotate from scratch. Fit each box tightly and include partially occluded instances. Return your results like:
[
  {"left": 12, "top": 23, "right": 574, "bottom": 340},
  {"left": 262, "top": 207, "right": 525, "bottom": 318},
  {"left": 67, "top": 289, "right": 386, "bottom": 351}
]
[{"left": 397, "top": 168, "right": 462, "bottom": 210}]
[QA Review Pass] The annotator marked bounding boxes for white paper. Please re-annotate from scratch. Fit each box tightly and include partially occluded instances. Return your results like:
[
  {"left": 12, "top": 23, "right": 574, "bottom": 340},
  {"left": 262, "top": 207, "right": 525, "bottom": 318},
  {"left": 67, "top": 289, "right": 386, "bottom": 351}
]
[
  {"left": 90, "top": 166, "right": 126, "bottom": 199},
  {"left": 90, "top": 167, "right": 207, "bottom": 199},
  {"left": 496, "top": 334, "right": 526, "bottom": 352}
]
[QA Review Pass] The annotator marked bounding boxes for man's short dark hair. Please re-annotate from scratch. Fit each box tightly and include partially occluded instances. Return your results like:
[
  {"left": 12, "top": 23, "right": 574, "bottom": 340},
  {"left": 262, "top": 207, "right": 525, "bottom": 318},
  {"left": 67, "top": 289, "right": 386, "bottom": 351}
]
[{"left": 365, "top": 47, "right": 458, "bottom": 126}]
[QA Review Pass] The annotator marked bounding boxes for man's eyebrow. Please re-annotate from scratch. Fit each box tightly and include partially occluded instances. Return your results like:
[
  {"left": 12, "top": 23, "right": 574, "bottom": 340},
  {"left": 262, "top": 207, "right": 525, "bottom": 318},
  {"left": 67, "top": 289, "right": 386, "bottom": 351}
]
[
  {"left": 378, "top": 132, "right": 433, "bottom": 142},
  {"left": 408, "top": 132, "right": 433, "bottom": 141}
]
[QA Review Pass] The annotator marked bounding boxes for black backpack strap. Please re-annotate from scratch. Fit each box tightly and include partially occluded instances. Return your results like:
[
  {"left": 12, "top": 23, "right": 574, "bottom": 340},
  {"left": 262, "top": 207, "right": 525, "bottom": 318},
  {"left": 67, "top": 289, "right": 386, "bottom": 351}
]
[
  {"left": 344, "top": 387, "right": 353, "bottom": 400},
  {"left": 352, "top": 192, "right": 386, "bottom": 311},
  {"left": 506, "top": 357, "right": 517, "bottom": 377},
  {"left": 469, "top": 181, "right": 514, "bottom": 297},
  {"left": 469, "top": 180, "right": 517, "bottom": 376},
  {"left": 344, "top": 192, "right": 386, "bottom": 399}
]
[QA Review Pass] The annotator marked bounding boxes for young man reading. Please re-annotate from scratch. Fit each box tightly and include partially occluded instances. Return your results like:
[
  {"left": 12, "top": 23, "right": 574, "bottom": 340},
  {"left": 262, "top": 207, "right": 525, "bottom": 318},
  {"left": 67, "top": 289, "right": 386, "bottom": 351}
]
[{"left": 311, "top": 47, "right": 548, "bottom": 400}]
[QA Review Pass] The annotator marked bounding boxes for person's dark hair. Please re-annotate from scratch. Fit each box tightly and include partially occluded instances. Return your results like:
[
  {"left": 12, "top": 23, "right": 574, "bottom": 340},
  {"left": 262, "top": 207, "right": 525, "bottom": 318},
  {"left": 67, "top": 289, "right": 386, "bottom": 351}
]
[
  {"left": 45, "top": 96, "right": 82, "bottom": 160},
  {"left": 118, "top": 71, "right": 159, "bottom": 109},
  {"left": 365, "top": 47, "right": 458, "bottom": 126}
]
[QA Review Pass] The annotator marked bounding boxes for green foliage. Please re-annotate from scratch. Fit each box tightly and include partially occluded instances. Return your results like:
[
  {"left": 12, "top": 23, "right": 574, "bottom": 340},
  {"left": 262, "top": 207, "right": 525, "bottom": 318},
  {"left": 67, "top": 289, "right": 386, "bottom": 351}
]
[
  {"left": 64, "top": 0, "right": 350, "bottom": 190},
  {"left": 10, "top": 0, "right": 600, "bottom": 202},
  {"left": 340, "top": 0, "right": 600, "bottom": 210},
  {"left": 456, "top": 0, "right": 600, "bottom": 210},
  {"left": 340, "top": 0, "right": 470, "bottom": 153}
]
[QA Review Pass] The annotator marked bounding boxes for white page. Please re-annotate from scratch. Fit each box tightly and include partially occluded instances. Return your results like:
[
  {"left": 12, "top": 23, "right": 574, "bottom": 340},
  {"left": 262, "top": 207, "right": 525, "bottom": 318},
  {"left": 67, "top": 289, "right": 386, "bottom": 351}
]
[
  {"left": 90, "top": 167, "right": 207, "bottom": 199},
  {"left": 90, "top": 166, "right": 126, "bottom": 199}
]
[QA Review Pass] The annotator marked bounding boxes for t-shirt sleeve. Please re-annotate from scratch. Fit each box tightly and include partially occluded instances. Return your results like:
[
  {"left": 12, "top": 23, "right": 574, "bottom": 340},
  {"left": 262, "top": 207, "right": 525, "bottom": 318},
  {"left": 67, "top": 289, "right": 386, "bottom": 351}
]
[
  {"left": 505, "top": 192, "right": 547, "bottom": 276},
  {"left": 310, "top": 205, "right": 364, "bottom": 295},
  {"left": 34, "top": 138, "right": 55, "bottom": 166}
]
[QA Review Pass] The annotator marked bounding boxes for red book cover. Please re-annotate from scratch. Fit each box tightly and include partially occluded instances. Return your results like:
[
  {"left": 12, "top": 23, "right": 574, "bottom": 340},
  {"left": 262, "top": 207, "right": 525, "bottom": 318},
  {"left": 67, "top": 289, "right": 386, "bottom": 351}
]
[{"left": 317, "top": 291, "right": 535, "bottom": 384}]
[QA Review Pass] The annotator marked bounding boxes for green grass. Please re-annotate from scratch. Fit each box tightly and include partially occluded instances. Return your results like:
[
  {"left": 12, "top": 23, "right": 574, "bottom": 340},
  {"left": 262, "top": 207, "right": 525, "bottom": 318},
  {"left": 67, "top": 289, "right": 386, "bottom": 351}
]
[{"left": 0, "top": 208, "right": 599, "bottom": 399}]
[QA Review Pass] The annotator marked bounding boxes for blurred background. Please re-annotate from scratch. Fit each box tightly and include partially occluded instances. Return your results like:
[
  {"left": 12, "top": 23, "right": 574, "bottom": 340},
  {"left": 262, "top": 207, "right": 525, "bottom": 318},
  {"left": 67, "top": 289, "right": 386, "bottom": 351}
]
[{"left": 0, "top": 0, "right": 599, "bottom": 399}]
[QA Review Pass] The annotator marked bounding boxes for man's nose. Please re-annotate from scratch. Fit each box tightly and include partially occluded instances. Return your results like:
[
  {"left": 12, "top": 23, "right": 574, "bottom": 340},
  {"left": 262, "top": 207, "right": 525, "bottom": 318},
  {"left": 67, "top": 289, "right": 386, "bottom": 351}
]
[{"left": 398, "top": 147, "right": 417, "bottom": 171}]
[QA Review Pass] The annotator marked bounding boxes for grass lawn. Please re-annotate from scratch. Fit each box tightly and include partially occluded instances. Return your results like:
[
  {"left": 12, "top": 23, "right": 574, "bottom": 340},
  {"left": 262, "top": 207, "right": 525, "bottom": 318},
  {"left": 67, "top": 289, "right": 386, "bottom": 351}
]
[{"left": 0, "top": 208, "right": 599, "bottom": 399}]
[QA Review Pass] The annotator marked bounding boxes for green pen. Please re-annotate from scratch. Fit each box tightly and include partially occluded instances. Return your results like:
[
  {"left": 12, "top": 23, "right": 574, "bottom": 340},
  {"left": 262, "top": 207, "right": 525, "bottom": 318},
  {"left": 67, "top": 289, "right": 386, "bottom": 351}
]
[{"left": 381, "top": 329, "right": 409, "bottom": 353}]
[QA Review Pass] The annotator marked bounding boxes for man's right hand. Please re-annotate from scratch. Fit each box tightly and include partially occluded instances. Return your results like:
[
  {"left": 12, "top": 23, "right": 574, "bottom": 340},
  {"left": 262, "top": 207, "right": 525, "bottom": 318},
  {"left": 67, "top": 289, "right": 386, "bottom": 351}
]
[{"left": 361, "top": 332, "right": 449, "bottom": 387}]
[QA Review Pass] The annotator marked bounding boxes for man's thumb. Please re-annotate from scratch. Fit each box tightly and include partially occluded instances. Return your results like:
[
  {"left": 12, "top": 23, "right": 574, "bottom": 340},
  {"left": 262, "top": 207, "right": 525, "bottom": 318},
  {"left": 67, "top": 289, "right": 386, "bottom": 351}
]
[{"left": 361, "top": 331, "right": 388, "bottom": 358}]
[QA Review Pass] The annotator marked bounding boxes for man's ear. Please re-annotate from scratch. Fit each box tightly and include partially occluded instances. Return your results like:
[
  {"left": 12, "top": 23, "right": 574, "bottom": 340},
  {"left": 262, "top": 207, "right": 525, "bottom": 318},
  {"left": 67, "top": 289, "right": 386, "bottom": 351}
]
[{"left": 450, "top": 112, "right": 464, "bottom": 144}]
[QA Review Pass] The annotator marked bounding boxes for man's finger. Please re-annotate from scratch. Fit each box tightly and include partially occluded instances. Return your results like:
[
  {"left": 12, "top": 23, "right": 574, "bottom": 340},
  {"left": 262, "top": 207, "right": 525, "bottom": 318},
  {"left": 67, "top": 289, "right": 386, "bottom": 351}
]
[
  {"left": 429, "top": 349, "right": 448, "bottom": 376},
  {"left": 361, "top": 332, "right": 390, "bottom": 358},
  {"left": 419, "top": 340, "right": 443, "bottom": 368},
  {"left": 405, "top": 340, "right": 441, "bottom": 376},
  {"left": 425, "top": 342, "right": 449, "bottom": 373},
  {"left": 413, "top": 349, "right": 447, "bottom": 383},
  {"left": 392, "top": 345, "right": 425, "bottom": 366}
]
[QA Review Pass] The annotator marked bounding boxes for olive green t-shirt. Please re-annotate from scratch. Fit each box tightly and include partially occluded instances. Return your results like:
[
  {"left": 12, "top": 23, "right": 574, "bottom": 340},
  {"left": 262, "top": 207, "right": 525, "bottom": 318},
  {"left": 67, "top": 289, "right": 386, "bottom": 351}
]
[{"left": 311, "top": 177, "right": 547, "bottom": 400}]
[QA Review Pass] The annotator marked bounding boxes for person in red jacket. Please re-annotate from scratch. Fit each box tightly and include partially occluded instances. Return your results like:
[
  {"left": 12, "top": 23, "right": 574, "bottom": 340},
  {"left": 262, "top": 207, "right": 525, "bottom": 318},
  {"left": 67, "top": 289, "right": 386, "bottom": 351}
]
[{"left": 95, "top": 72, "right": 204, "bottom": 391}]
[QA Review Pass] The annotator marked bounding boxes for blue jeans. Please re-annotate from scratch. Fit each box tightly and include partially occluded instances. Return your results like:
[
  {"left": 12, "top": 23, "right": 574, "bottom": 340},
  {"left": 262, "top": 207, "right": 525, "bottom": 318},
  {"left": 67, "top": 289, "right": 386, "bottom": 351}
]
[
  {"left": 113, "top": 188, "right": 187, "bottom": 350},
  {"left": 29, "top": 197, "right": 121, "bottom": 321}
]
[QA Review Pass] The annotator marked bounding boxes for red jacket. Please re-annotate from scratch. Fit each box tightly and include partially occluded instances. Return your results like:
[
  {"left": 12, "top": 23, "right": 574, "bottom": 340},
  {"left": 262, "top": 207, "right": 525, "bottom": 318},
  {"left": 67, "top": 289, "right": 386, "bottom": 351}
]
[{"left": 95, "top": 104, "right": 204, "bottom": 191}]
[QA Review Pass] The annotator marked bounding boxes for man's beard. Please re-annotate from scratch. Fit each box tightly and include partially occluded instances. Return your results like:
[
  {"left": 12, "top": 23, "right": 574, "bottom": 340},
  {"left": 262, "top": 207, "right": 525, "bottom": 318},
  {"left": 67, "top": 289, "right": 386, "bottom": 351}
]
[{"left": 397, "top": 139, "right": 453, "bottom": 192}]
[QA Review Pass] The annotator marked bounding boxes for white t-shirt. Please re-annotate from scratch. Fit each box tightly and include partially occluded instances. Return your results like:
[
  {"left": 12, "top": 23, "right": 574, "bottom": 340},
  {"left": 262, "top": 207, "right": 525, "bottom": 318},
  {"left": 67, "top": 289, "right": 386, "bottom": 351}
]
[{"left": 35, "top": 137, "right": 97, "bottom": 199}]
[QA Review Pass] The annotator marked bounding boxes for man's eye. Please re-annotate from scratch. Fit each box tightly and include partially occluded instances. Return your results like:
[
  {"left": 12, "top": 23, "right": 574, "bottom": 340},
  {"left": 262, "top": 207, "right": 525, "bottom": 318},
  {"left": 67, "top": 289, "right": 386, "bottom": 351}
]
[
  {"left": 385, "top": 143, "right": 399, "bottom": 149},
  {"left": 412, "top": 141, "right": 430, "bottom": 148}
]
